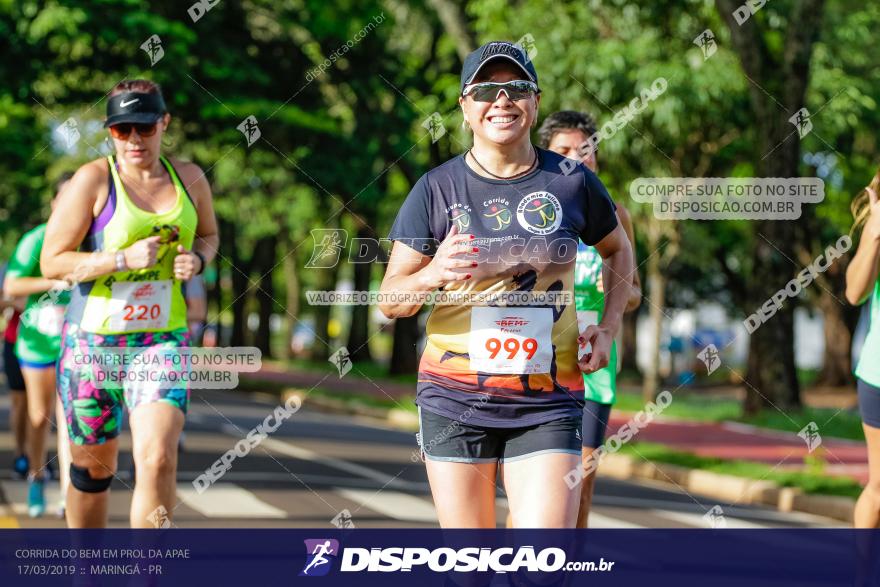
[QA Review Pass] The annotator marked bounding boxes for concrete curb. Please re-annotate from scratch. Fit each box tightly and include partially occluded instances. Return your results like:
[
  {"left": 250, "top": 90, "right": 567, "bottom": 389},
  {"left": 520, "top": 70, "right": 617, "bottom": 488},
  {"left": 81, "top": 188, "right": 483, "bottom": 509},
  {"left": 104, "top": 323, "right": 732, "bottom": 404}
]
[{"left": 598, "top": 453, "right": 855, "bottom": 524}]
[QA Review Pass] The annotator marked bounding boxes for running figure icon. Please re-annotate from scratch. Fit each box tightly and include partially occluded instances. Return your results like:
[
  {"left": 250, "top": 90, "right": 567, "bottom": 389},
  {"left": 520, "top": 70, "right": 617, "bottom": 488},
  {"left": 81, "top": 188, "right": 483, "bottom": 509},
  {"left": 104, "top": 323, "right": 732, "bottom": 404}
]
[{"left": 301, "top": 540, "right": 337, "bottom": 576}]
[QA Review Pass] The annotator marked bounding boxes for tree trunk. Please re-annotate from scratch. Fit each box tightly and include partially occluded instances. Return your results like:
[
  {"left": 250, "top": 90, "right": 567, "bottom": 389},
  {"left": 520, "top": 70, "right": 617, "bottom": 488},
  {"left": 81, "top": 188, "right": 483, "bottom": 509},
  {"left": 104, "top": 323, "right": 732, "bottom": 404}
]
[
  {"left": 643, "top": 218, "right": 665, "bottom": 402},
  {"left": 283, "top": 234, "right": 300, "bottom": 360},
  {"left": 306, "top": 210, "right": 342, "bottom": 362},
  {"left": 742, "top": 105, "right": 803, "bottom": 412},
  {"left": 816, "top": 292, "right": 856, "bottom": 387},
  {"left": 390, "top": 314, "right": 421, "bottom": 375},
  {"left": 425, "top": 0, "right": 475, "bottom": 61},
  {"left": 311, "top": 262, "right": 340, "bottom": 361},
  {"left": 743, "top": 217, "right": 801, "bottom": 411},
  {"left": 716, "top": 0, "right": 826, "bottom": 414},
  {"left": 814, "top": 257, "right": 858, "bottom": 387},
  {"left": 347, "top": 222, "right": 374, "bottom": 362},
  {"left": 223, "top": 218, "right": 251, "bottom": 347},
  {"left": 253, "top": 235, "right": 277, "bottom": 358},
  {"left": 205, "top": 258, "right": 221, "bottom": 345}
]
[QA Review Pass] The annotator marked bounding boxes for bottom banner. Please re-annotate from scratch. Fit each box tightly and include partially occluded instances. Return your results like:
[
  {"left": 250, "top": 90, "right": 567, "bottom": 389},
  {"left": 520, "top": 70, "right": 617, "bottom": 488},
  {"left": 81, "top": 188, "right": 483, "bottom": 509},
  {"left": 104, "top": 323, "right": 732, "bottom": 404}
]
[{"left": 1, "top": 529, "right": 877, "bottom": 586}]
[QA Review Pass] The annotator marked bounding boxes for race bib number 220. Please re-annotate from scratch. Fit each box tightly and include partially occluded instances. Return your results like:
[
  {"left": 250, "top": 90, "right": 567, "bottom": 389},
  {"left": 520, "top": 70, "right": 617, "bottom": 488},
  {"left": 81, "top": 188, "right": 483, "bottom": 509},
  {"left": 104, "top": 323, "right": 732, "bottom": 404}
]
[{"left": 108, "top": 280, "right": 172, "bottom": 331}]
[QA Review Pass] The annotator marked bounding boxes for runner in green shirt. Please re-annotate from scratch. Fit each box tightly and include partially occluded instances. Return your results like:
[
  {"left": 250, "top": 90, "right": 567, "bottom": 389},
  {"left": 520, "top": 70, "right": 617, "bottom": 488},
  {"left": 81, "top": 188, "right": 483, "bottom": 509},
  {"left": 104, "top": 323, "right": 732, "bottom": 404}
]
[
  {"left": 539, "top": 111, "right": 642, "bottom": 528},
  {"left": 0, "top": 267, "right": 28, "bottom": 480},
  {"left": 8, "top": 224, "right": 71, "bottom": 363},
  {"left": 3, "top": 173, "right": 73, "bottom": 518}
]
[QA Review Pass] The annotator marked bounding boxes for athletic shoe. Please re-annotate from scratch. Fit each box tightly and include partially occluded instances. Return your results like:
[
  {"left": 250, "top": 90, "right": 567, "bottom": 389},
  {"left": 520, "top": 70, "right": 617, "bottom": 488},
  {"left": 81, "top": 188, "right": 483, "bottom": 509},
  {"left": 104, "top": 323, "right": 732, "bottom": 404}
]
[
  {"left": 12, "top": 455, "right": 28, "bottom": 479},
  {"left": 56, "top": 499, "right": 66, "bottom": 519},
  {"left": 27, "top": 475, "right": 46, "bottom": 518}
]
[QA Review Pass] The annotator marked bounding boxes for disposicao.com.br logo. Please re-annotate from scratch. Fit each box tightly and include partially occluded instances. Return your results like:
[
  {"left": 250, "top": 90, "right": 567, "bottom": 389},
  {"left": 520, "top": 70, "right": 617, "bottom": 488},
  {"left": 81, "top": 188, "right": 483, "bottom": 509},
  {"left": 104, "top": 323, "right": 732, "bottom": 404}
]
[{"left": 299, "top": 541, "right": 615, "bottom": 575}]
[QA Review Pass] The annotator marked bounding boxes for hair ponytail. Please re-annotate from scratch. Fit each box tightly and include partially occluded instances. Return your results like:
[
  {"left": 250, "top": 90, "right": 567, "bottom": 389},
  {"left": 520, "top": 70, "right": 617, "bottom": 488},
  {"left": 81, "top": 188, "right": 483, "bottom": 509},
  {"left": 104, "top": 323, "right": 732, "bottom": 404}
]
[{"left": 852, "top": 166, "right": 880, "bottom": 236}]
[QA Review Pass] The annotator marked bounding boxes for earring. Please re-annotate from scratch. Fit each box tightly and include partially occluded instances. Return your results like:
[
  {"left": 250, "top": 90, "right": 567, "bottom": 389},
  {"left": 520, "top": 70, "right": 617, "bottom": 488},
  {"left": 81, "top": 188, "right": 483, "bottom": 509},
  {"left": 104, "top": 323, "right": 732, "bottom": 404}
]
[{"left": 461, "top": 119, "right": 470, "bottom": 131}]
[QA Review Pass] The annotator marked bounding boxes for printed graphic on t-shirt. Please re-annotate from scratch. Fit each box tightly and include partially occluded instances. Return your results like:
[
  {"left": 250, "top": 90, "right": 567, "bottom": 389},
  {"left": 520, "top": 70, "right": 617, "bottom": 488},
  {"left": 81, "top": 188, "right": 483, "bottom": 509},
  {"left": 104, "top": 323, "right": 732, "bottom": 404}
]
[
  {"left": 482, "top": 197, "right": 513, "bottom": 232},
  {"left": 446, "top": 202, "right": 473, "bottom": 232},
  {"left": 516, "top": 191, "right": 562, "bottom": 235}
]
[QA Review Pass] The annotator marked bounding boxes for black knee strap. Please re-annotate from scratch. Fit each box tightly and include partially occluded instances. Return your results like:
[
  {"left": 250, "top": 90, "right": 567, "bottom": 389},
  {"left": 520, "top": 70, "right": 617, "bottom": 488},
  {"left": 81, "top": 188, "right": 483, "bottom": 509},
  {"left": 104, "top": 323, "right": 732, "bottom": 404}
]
[{"left": 70, "top": 463, "right": 113, "bottom": 493}]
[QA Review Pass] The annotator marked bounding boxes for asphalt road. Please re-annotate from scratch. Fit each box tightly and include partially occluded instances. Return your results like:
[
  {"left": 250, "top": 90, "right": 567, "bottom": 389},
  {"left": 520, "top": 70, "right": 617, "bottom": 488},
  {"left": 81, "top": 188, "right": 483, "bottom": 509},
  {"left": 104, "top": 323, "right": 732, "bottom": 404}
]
[{"left": 0, "top": 389, "right": 844, "bottom": 529}]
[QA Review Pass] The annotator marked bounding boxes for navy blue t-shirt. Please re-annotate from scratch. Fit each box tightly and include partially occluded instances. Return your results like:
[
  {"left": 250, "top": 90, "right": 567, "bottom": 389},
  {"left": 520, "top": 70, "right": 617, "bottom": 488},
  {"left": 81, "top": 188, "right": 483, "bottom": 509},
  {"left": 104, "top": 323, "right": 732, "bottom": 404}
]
[{"left": 388, "top": 148, "right": 618, "bottom": 427}]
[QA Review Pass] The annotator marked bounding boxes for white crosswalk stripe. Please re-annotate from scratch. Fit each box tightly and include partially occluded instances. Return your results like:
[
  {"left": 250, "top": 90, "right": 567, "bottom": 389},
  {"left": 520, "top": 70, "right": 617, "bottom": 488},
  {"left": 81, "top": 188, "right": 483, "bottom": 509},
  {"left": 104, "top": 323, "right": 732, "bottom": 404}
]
[
  {"left": 587, "top": 512, "right": 646, "bottom": 529},
  {"left": 652, "top": 509, "right": 768, "bottom": 529},
  {"left": 220, "top": 424, "right": 418, "bottom": 490},
  {"left": 335, "top": 488, "right": 438, "bottom": 523},
  {"left": 176, "top": 484, "right": 286, "bottom": 518}
]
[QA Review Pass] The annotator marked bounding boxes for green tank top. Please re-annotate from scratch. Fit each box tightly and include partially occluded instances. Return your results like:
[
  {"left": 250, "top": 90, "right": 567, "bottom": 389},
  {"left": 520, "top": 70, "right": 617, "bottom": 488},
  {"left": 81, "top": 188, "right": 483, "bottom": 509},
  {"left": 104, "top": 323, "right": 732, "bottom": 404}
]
[
  {"left": 70, "top": 156, "right": 197, "bottom": 335},
  {"left": 574, "top": 242, "right": 617, "bottom": 405},
  {"left": 856, "top": 280, "right": 880, "bottom": 386}
]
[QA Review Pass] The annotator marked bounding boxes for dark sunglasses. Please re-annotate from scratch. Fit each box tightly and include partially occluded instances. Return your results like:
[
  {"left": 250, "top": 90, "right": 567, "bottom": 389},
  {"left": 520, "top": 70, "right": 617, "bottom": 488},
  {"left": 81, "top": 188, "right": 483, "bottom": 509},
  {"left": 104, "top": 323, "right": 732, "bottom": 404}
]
[
  {"left": 462, "top": 80, "right": 540, "bottom": 102},
  {"left": 109, "top": 122, "right": 159, "bottom": 139}
]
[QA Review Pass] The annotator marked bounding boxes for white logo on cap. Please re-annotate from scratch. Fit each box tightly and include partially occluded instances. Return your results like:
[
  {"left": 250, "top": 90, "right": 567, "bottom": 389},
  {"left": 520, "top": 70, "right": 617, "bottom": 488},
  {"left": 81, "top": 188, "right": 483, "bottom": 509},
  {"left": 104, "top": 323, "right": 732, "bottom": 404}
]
[
  {"left": 482, "top": 42, "right": 520, "bottom": 60},
  {"left": 120, "top": 98, "right": 140, "bottom": 108}
]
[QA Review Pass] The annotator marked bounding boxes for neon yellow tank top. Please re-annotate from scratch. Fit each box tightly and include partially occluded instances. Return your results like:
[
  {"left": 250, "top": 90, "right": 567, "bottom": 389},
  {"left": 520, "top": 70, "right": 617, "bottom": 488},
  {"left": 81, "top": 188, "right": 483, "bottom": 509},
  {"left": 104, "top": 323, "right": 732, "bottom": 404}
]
[{"left": 71, "top": 155, "right": 198, "bottom": 334}]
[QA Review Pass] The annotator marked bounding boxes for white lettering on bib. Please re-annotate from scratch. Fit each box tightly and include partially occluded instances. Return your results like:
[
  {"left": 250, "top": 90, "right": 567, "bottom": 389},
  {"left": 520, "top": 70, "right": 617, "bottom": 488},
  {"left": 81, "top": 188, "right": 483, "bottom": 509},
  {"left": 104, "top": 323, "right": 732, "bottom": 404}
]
[
  {"left": 108, "top": 280, "right": 172, "bottom": 331},
  {"left": 469, "top": 307, "right": 553, "bottom": 374}
]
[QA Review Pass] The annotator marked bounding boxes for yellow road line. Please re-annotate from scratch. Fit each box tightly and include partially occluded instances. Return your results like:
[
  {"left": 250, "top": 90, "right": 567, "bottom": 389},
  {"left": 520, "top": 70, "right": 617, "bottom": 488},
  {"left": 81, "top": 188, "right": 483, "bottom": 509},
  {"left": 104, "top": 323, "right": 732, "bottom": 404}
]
[{"left": 0, "top": 516, "right": 20, "bottom": 528}]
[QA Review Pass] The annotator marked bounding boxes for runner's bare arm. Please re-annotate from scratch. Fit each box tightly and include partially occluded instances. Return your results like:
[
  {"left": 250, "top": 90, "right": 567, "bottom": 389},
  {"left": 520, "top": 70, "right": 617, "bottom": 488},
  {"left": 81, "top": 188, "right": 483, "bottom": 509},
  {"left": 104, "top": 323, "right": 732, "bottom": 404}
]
[
  {"left": 2, "top": 276, "right": 65, "bottom": 297},
  {"left": 176, "top": 161, "right": 219, "bottom": 268},
  {"left": 379, "top": 243, "right": 436, "bottom": 319},
  {"left": 0, "top": 281, "right": 26, "bottom": 311},
  {"left": 379, "top": 226, "right": 475, "bottom": 318},
  {"left": 593, "top": 223, "right": 633, "bottom": 333},
  {"left": 40, "top": 161, "right": 120, "bottom": 282},
  {"left": 845, "top": 187, "right": 880, "bottom": 305},
  {"left": 579, "top": 223, "right": 633, "bottom": 374},
  {"left": 0, "top": 298, "right": 21, "bottom": 311},
  {"left": 617, "top": 205, "right": 642, "bottom": 311}
]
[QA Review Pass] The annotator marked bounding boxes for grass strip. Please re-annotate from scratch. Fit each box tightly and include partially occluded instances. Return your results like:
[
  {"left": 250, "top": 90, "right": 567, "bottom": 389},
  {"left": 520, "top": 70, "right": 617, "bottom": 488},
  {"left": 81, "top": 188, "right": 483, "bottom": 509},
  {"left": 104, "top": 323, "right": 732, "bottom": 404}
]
[{"left": 618, "top": 442, "right": 863, "bottom": 499}]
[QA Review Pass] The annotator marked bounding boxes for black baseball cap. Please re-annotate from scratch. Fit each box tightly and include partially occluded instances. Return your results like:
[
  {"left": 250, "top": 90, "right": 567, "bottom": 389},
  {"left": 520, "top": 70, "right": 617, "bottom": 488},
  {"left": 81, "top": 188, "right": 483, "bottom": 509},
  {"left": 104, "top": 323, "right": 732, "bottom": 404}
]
[
  {"left": 460, "top": 41, "right": 538, "bottom": 94},
  {"left": 104, "top": 92, "right": 167, "bottom": 127}
]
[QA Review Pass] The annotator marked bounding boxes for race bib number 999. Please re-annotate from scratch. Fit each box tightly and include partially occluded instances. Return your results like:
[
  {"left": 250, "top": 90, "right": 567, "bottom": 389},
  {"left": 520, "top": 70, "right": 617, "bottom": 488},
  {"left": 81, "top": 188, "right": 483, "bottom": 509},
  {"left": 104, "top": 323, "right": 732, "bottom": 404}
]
[
  {"left": 469, "top": 307, "right": 553, "bottom": 374},
  {"left": 108, "top": 280, "right": 172, "bottom": 332}
]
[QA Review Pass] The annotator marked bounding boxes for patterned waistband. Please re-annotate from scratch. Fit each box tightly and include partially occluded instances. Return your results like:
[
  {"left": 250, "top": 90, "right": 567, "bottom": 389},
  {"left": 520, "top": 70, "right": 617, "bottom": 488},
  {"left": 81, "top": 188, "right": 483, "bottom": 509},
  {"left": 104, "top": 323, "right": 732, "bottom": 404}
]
[{"left": 61, "top": 321, "right": 190, "bottom": 347}]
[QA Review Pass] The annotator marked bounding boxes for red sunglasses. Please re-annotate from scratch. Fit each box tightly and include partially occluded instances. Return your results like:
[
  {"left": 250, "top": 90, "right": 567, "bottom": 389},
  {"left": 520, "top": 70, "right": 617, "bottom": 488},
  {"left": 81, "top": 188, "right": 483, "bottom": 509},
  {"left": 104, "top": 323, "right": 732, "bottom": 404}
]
[{"left": 109, "top": 122, "right": 159, "bottom": 139}]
